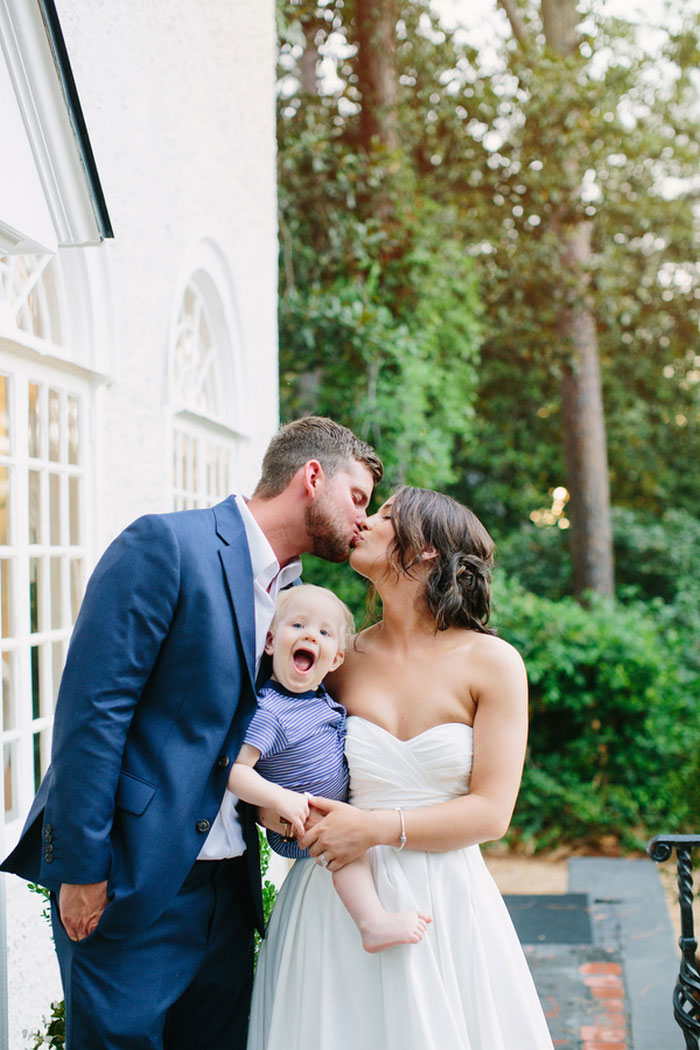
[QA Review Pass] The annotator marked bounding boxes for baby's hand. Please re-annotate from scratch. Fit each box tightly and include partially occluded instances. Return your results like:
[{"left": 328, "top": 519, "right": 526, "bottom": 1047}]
[{"left": 276, "top": 788, "right": 310, "bottom": 840}]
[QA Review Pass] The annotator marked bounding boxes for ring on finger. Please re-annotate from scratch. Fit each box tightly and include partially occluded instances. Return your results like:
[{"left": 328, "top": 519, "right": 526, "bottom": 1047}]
[{"left": 319, "top": 853, "right": 329, "bottom": 868}]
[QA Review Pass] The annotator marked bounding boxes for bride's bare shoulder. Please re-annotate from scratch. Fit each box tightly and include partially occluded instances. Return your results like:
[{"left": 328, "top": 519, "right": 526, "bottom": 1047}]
[{"left": 458, "top": 630, "right": 525, "bottom": 674}]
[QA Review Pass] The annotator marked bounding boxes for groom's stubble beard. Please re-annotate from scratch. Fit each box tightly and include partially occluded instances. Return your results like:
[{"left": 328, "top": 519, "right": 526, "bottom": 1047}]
[{"left": 305, "top": 493, "right": 352, "bottom": 563}]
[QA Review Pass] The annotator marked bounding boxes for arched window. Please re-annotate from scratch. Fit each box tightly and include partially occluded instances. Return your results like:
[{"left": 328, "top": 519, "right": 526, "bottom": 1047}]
[
  {"left": 0, "top": 251, "right": 103, "bottom": 848},
  {"left": 169, "top": 241, "right": 247, "bottom": 510},
  {"left": 0, "top": 255, "right": 62, "bottom": 345}
]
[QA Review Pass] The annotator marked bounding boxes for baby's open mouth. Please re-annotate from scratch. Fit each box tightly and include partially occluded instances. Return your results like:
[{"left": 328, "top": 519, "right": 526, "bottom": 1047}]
[{"left": 293, "top": 648, "right": 316, "bottom": 673}]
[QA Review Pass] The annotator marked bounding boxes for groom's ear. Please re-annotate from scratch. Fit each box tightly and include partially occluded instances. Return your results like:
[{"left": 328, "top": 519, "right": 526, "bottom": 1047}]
[{"left": 301, "top": 459, "right": 324, "bottom": 500}]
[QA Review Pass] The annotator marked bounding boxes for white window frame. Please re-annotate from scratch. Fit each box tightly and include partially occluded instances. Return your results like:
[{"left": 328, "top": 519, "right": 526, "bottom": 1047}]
[
  {"left": 169, "top": 239, "right": 249, "bottom": 507},
  {"left": 0, "top": 347, "right": 93, "bottom": 851}
]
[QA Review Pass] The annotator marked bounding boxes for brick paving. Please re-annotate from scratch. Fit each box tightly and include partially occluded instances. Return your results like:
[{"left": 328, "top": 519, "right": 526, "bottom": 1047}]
[
  {"left": 525, "top": 945, "right": 630, "bottom": 1050},
  {"left": 579, "top": 961, "right": 629, "bottom": 1050},
  {"left": 506, "top": 858, "right": 681, "bottom": 1050}
]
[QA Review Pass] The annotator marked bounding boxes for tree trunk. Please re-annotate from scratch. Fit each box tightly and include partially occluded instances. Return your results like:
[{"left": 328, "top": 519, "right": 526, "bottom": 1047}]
[
  {"left": 300, "top": 17, "right": 320, "bottom": 96},
  {"left": 543, "top": 0, "right": 615, "bottom": 598},
  {"left": 557, "top": 222, "right": 615, "bottom": 597},
  {"left": 541, "top": 0, "right": 578, "bottom": 55},
  {"left": 355, "top": 0, "right": 399, "bottom": 152}
]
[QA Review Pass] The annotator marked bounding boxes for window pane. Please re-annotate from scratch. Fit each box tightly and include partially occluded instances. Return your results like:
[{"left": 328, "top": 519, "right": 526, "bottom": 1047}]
[
  {"left": 49, "top": 473, "right": 61, "bottom": 544},
  {"left": 216, "top": 451, "right": 222, "bottom": 497},
  {"left": 172, "top": 431, "right": 180, "bottom": 489},
  {"left": 50, "top": 556, "right": 63, "bottom": 629},
  {"left": 182, "top": 434, "right": 191, "bottom": 491},
  {"left": 39, "top": 643, "right": 51, "bottom": 718},
  {"left": 33, "top": 729, "right": 50, "bottom": 791},
  {"left": 173, "top": 425, "right": 235, "bottom": 511},
  {"left": 192, "top": 437, "right": 199, "bottom": 494},
  {"left": 2, "top": 649, "right": 16, "bottom": 730},
  {"left": 48, "top": 388, "right": 61, "bottom": 462},
  {"left": 0, "top": 373, "right": 10, "bottom": 456},
  {"left": 4, "top": 741, "right": 18, "bottom": 819},
  {"left": 204, "top": 442, "right": 213, "bottom": 495},
  {"left": 52, "top": 640, "right": 65, "bottom": 703},
  {"left": 173, "top": 282, "right": 221, "bottom": 418},
  {"left": 1, "top": 559, "right": 11, "bottom": 637},
  {"left": 220, "top": 448, "right": 231, "bottom": 496},
  {"left": 28, "top": 382, "right": 41, "bottom": 458},
  {"left": 30, "top": 645, "right": 41, "bottom": 719},
  {"left": 0, "top": 465, "right": 10, "bottom": 545},
  {"left": 70, "top": 558, "right": 83, "bottom": 619},
  {"left": 29, "top": 557, "right": 41, "bottom": 633},
  {"left": 67, "top": 394, "right": 80, "bottom": 465},
  {"left": 28, "top": 469, "right": 41, "bottom": 543},
  {"left": 69, "top": 477, "right": 81, "bottom": 545}
]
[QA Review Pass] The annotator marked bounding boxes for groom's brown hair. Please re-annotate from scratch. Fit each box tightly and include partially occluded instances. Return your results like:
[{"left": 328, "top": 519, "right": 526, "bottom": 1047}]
[{"left": 254, "top": 417, "right": 383, "bottom": 498}]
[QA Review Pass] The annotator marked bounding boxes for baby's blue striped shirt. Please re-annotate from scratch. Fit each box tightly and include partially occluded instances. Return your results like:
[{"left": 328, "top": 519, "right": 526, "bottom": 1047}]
[{"left": 245, "top": 679, "right": 349, "bottom": 859}]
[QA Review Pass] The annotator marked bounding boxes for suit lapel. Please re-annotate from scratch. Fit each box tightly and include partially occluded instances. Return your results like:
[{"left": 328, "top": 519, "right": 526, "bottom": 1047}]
[{"left": 214, "top": 498, "right": 257, "bottom": 693}]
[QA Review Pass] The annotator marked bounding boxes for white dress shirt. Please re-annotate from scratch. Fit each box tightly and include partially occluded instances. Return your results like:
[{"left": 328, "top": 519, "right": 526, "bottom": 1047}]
[{"left": 197, "top": 495, "right": 302, "bottom": 859}]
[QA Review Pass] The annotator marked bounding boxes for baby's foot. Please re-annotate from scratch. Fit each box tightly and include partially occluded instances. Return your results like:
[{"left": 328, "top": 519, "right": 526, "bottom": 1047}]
[{"left": 360, "top": 910, "right": 433, "bottom": 954}]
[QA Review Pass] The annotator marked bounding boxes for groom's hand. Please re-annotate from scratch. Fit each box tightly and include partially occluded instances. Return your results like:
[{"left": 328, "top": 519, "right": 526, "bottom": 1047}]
[
  {"left": 59, "top": 881, "right": 109, "bottom": 942},
  {"left": 299, "top": 798, "right": 372, "bottom": 870}
]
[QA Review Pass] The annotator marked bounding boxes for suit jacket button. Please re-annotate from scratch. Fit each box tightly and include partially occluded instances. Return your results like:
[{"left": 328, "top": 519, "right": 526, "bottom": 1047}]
[
  {"left": 44, "top": 843, "right": 54, "bottom": 854},
  {"left": 196, "top": 819, "right": 211, "bottom": 833},
  {"left": 44, "top": 853, "right": 54, "bottom": 863},
  {"left": 44, "top": 824, "right": 53, "bottom": 837},
  {"left": 217, "top": 755, "right": 229, "bottom": 769}
]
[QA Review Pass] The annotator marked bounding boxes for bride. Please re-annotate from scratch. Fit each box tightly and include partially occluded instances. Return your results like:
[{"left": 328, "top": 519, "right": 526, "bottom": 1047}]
[{"left": 248, "top": 486, "right": 554, "bottom": 1050}]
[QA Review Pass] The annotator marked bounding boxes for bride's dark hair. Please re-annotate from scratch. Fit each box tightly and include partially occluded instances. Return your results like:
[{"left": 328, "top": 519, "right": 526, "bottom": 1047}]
[{"left": 383, "top": 486, "right": 495, "bottom": 634}]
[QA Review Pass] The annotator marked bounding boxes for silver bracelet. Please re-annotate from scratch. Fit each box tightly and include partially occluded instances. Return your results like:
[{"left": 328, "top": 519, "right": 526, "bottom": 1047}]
[{"left": 394, "top": 807, "right": 407, "bottom": 851}]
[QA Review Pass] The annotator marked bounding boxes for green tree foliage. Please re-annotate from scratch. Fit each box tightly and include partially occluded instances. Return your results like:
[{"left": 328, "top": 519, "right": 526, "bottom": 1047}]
[
  {"left": 278, "top": 0, "right": 700, "bottom": 563},
  {"left": 494, "top": 577, "right": 700, "bottom": 850},
  {"left": 278, "top": 2, "right": 700, "bottom": 848},
  {"left": 256, "top": 826, "right": 279, "bottom": 963},
  {"left": 277, "top": 2, "right": 483, "bottom": 491},
  {"left": 426, "top": 4, "right": 700, "bottom": 530}
]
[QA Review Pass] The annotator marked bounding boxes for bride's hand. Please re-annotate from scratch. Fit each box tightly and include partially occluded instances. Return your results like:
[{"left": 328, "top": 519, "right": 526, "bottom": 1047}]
[
  {"left": 302, "top": 803, "right": 326, "bottom": 832},
  {"left": 298, "top": 797, "right": 373, "bottom": 870}
]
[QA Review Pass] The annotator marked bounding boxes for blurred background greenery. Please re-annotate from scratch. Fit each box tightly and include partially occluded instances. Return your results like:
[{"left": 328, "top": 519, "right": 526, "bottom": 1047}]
[{"left": 276, "top": 0, "right": 700, "bottom": 851}]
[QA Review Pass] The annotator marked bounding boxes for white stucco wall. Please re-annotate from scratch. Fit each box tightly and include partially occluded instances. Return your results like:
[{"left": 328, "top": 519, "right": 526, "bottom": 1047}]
[
  {"left": 4, "top": 2, "right": 279, "bottom": 1044},
  {"left": 56, "top": 0, "right": 280, "bottom": 544}
]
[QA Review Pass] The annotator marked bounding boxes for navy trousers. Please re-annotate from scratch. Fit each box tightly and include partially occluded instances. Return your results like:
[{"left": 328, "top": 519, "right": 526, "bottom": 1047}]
[{"left": 51, "top": 857, "right": 255, "bottom": 1050}]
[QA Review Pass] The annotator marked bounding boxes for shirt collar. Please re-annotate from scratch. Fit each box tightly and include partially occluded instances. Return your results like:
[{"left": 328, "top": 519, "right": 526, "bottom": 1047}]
[
  {"left": 234, "top": 494, "right": 302, "bottom": 591},
  {"left": 264, "top": 679, "right": 322, "bottom": 701}
]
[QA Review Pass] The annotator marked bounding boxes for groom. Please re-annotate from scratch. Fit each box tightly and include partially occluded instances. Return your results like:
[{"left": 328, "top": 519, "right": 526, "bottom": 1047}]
[{"left": 2, "top": 416, "right": 382, "bottom": 1050}]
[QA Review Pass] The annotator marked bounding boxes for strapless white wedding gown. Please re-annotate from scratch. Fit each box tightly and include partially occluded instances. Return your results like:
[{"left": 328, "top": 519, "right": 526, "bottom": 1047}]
[{"left": 247, "top": 716, "right": 554, "bottom": 1050}]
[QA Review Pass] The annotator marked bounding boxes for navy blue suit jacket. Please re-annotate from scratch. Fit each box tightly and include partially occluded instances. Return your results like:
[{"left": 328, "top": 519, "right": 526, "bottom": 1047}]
[{"left": 2, "top": 496, "right": 264, "bottom": 938}]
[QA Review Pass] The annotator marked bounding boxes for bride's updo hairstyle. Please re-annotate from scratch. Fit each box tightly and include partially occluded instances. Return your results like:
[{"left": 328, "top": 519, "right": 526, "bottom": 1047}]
[{"left": 387, "top": 486, "right": 495, "bottom": 634}]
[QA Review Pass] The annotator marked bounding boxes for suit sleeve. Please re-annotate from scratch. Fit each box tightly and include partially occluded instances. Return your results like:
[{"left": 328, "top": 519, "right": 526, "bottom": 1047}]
[{"left": 44, "top": 513, "right": 181, "bottom": 884}]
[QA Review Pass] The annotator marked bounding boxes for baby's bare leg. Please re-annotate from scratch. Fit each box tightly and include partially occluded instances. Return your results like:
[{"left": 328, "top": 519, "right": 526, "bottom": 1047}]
[{"left": 331, "top": 852, "right": 432, "bottom": 953}]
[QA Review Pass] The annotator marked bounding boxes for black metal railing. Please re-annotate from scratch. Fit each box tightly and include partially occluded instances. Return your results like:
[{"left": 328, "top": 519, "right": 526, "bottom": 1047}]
[{"left": 648, "top": 834, "right": 700, "bottom": 1050}]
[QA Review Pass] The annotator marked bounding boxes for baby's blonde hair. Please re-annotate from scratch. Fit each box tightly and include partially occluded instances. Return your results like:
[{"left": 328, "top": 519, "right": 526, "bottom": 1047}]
[{"left": 272, "top": 584, "right": 355, "bottom": 648}]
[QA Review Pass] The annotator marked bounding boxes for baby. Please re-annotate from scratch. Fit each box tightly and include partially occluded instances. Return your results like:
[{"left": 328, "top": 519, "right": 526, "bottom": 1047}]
[{"left": 228, "top": 583, "right": 431, "bottom": 953}]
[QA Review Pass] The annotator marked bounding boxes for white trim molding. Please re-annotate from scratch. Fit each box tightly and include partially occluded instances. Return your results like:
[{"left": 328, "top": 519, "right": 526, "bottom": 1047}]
[
  {"left": 0, "top": 0, "right": 112, "bottom": 254},
  {"left": 0, "top": 248, "right": 116, "bottom": 379},
  {"left": 167, "top": 238, "right": 249, "bottom": 437}
]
